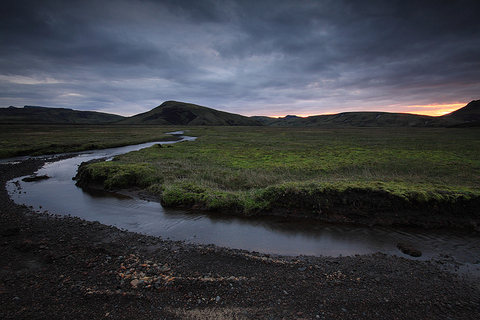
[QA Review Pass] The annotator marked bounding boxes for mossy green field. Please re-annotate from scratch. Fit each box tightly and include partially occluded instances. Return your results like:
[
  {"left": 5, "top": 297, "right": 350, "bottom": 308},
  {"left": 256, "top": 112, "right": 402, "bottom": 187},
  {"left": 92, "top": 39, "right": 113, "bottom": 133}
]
[
  {"left": 0, "top": 124, "right": 178, "bottom": 158},
  {"left": 75, "top": 126, "right": 480, "bottom": 226}
]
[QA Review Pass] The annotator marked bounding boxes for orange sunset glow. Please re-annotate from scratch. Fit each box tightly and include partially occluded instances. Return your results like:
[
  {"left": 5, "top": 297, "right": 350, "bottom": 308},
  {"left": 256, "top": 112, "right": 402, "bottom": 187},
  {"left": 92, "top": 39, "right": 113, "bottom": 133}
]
[
  {"left": 268, "top": 103, "right": 465, "bottom": 118},
  {"left": 400, "top": 103, "right": 465, "bottom": 117}
]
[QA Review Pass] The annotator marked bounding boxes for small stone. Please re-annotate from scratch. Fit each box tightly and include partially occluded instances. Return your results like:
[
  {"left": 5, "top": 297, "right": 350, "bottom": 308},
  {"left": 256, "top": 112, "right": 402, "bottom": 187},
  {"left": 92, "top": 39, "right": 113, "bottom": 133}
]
[
  {"left": 397, "top": 243, "right": 422, "bottom": 257},
  {"left": 158, "top": 264, "right": 171, "bottom": 272},
  {"left": 130, "top": 279, "right": 140, "bottom": 288},
  {"left": 216, "top": 296, "right": 221, "bottom": 302}
]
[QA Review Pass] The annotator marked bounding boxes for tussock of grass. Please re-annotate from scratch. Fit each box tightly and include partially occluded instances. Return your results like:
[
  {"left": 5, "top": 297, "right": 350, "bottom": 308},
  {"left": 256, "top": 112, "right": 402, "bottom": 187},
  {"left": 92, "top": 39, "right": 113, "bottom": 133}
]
[
  {"left": 76, "top": 161, "right": 159, "bottom": 190},
  {"left": 76, "top": 127, "right": 480, "bottom": 222}
]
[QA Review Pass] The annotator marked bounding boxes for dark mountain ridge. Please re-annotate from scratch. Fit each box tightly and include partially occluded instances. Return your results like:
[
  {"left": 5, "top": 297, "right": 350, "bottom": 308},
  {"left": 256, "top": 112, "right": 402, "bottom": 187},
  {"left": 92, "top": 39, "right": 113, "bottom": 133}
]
[
  {"left": 1, "top": 100, "right": 479, "bottom": 127},
  {"left": 0, "top": 105, "right": 125, "bottom": 124},
  {"left": 117, "top": 100, "right": 263, "bottom": 126},
  {"left": 253, "top": 100, "right": 480, "bottom": 127},
  {"left": 253, "top": 111, "right": 455, "bottom": 127},
  {"left": 443, "top": 100, "right": 480, "bottom": 122}
]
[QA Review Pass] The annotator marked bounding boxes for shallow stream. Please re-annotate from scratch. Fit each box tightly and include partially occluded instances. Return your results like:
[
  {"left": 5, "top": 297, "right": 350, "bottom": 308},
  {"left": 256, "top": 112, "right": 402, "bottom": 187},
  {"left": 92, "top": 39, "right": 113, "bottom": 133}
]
[{"left": 5, "top": 133, "right": 480, "bottom": 275}]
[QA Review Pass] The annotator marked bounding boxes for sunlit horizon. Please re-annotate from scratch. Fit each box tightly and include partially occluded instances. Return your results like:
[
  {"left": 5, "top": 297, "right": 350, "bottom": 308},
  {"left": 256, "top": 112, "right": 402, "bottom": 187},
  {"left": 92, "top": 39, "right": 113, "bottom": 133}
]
[
  {"left": 400, "top": 103, "right": 465, "bottom": 117},
  {"left": 266, "top": 103, "right": 465, "bottom": 119}
]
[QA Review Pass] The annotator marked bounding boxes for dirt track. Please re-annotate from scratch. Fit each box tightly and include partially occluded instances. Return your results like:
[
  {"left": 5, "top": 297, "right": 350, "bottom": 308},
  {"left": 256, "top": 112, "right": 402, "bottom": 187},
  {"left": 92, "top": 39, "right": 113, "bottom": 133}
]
[{"left": 1, "top": 158, "right": 480, "bottom": 319}]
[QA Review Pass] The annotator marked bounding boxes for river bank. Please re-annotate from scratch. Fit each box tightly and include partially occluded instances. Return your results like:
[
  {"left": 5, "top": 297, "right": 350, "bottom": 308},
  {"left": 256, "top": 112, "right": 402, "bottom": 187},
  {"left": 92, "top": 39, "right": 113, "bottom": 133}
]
[
  {"left": 76, "top": 162, "right": 480, "bottom": 231},
  {"left": 73, "top": 126, "right": 480, "bottom": 231},
  {"left": 1, "top": 158, "right": 480, "bottom": 319}
]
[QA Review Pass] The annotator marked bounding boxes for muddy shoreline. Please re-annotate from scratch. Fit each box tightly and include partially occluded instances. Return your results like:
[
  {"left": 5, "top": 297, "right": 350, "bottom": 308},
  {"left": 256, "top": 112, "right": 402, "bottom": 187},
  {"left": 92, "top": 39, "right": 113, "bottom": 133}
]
[{"left": 1, "top": 158, "right": 480, "bottom": 319}]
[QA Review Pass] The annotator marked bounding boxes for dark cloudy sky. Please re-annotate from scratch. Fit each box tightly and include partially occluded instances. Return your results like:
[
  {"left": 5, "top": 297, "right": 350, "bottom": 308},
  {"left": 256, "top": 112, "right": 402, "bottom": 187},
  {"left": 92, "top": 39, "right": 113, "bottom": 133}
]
[{"left": 1, "top": 0, "right": 479, "bottom": 117}]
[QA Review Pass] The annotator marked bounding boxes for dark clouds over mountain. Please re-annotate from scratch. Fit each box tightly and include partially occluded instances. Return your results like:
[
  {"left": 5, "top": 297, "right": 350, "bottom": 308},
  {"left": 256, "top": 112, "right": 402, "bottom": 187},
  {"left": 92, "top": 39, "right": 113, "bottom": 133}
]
[{"left": 1, "top": 0, "right": 479, "bottom": 116}]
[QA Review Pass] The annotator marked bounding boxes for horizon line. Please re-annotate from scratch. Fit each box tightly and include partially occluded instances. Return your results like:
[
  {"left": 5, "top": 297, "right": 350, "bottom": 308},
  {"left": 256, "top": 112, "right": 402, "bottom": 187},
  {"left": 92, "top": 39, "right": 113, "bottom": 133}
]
[
  {"left": 260, "top": 103, "right": 466, "bottom": 119},
  {"left": 2, "top": 102, "right": 469, "bottom": 119}
]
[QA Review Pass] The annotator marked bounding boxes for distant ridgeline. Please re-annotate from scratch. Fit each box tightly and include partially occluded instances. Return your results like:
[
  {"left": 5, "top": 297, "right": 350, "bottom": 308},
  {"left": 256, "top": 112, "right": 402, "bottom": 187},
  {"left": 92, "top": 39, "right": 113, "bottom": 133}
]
[
  {"left": 1, "top": 100, "right": 479, "bottom": 127},
  {"left": 443, "top": 100, "right": 480, "bottom": 128},
  {"left": 253, "top": 100, "right": 480, "bottom": 128},
  {"left": 0, "top": 105, "right": 125, "bottom": 124}
]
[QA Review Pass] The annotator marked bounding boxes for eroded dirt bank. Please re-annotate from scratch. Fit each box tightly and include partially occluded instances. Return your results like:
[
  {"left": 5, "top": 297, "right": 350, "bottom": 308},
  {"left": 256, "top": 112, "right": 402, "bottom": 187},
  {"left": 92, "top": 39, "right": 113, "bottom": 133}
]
[{"left": 1, "top": 159, "right": 480, "bottom": 319}]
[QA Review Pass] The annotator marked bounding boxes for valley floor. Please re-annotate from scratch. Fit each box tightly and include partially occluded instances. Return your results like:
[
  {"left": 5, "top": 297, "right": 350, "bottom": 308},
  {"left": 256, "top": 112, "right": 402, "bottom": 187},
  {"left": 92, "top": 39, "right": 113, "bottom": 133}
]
[{"left": 1, "top": 158, "right": 480, "bottom": 319}]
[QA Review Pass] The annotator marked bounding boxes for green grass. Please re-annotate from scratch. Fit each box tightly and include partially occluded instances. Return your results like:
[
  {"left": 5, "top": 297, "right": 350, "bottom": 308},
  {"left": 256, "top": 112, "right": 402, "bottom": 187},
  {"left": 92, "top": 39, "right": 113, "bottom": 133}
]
[
  {"left": 0, "top": 124, "right": 182, "bottom": 158},
  {"left": 77, "top": 127, "right": 480, "bottom": 221}
]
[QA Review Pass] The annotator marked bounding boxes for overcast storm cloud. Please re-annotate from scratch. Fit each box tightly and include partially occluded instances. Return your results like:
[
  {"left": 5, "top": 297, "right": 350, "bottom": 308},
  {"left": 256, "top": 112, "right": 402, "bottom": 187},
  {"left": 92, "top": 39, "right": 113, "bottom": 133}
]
[{"left": 1, "top": 0, "right": 479, "bottom": 116}]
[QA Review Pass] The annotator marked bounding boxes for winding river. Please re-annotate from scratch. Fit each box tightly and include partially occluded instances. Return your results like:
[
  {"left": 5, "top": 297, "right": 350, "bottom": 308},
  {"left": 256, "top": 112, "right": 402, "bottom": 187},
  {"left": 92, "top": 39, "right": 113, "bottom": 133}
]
[{"left": 5, "top": 132, "right": 480, "bottom": 275}]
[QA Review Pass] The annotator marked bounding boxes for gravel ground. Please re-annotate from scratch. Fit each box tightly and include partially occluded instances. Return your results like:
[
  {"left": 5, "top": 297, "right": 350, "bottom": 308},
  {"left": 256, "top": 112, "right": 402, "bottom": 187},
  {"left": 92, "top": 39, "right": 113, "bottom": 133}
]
[{"left": 1, "top": 158, "right": 480, "bottom": 319}]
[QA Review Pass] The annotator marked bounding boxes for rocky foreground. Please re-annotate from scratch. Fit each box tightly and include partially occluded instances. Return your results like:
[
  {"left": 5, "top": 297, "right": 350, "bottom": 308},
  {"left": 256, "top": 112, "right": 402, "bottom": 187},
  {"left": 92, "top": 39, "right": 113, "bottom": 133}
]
[{"left": 1, "top": 159, "right": 480, "bottom": 319}]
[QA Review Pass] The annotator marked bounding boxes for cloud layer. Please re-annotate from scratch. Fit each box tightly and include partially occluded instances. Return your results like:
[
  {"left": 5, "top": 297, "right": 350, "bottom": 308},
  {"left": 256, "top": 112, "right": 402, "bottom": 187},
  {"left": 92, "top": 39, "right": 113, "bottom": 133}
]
[{"left": 1, "top": 0, "right": 479, "bottom": 116}]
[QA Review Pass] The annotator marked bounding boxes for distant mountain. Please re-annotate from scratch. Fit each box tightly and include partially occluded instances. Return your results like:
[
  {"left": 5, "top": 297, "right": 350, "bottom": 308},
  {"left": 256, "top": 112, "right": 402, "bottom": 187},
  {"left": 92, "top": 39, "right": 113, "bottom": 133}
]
[
  {"left": 2, "top": 100, "right": 478, "bottom": 127},
  {"left": 442, "top": 100, "right": 480, "bottom": 122},
  {"left": 254, "top": 112, "right": 458, "bottom": 127},
  {"left": 0, "top": 105, "right": 125, "bottom": 124},
  {"left": 254, "top": 101, "right": 480, "bottom": 128},
  {"left": 118, "top": 101, "right": 263, "bottom": 126}
]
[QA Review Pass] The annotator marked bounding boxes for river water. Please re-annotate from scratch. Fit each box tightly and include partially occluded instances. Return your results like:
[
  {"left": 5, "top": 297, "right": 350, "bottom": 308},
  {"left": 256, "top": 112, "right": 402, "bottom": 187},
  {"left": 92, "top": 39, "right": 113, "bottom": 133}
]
[{"left": 5, "top": 133, "right": 480, "bottom": 275}]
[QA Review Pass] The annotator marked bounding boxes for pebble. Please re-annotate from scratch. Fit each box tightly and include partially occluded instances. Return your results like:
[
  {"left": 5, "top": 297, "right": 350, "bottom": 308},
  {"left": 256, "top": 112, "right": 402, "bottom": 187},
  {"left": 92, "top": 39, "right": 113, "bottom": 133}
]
[{"left": 130, "top": 279, "right": 140, "bottom": 287}]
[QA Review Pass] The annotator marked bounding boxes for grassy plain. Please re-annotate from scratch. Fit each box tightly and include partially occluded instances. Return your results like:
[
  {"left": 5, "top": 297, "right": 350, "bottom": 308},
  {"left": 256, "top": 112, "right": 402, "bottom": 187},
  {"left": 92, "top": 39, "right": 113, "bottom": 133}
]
[
  {"left": 0, "top": 124, "right": 178, "bottom": 158},
  {"left": 76, "top": 126, "right": 480, "bottom": 225}
]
